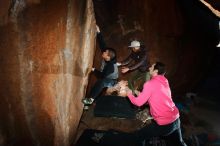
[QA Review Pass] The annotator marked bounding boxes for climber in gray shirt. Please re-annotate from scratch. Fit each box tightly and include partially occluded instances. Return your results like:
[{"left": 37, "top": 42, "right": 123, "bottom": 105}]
[{"left": 82, "top": 25, "right": 118, "bottom": 107}]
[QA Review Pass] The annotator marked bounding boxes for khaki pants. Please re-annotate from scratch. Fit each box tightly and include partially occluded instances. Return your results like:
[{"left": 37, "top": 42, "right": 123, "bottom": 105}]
[{"left": 128, "top": 70, "right": 150, "bottom": 93}]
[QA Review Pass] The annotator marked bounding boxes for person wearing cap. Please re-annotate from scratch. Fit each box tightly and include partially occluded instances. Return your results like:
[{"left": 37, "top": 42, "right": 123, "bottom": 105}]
[
  {"left": 117, "top": 40, "right": 149, "bottom": 92},
  {"left": 82, "top": 25, "right": 119, "bottom": 108}
]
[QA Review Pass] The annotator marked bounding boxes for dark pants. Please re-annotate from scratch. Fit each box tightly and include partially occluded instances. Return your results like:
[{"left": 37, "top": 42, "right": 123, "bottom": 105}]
[
  {"left": 88, "top": 78, "right": 117, "bottom": 100},
  {"left": 134, "top": 118, "right": 187, "bottom": 146}
]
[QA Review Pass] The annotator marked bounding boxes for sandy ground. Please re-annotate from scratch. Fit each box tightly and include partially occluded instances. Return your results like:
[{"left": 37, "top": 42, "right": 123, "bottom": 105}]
[{"left": 75, "top": 96, "right": 220, "bottom": 145}]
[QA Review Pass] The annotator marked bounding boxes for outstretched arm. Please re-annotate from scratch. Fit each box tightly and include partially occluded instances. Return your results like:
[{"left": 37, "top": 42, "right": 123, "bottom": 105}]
[
  {"left": 199, "top": 0, "right": 220, "bottom": 18},
  {"left": 127, "top": 82, "right": 151, "bottom": 107},
  {"left": 128, "top": 56, "right": 147, "bottom": 71},
  {"left": 96, "top": 25, "right": 107, "bottom": 52},
  {"left": 120, "top": 54, "right": 132, "bottom": 66}
]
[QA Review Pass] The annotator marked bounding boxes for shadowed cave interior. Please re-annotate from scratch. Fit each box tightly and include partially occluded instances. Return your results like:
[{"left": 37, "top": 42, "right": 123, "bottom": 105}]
[{"left": 0, "top": 0, "right": 220, "bottom": 146}]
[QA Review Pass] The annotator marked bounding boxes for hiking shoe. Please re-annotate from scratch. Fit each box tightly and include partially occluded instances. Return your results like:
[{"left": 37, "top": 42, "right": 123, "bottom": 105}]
[{"left": 82, "top": 98, "right": 94, "bottom": 105}]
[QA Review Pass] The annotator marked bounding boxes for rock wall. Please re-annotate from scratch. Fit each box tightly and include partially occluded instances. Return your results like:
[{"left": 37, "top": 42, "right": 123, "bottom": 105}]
[
  {"left": 0, "top": 0, "right": 96, "bottom": 145},
  {"left": 91, "top": 0, "right": 218, "bottom": 95},
  {"left": 0, "top": 0, "right": 219, "bottom": 145}
]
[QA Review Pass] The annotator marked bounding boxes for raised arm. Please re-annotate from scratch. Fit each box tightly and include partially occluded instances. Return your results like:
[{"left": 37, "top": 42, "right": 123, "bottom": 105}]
[{"left": 96, "top": 25, "right": 107, "bottom": 52}]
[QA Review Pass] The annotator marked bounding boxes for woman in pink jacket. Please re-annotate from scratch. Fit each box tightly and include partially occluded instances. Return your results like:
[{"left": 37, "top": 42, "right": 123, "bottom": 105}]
[{"left": 127, "top": 62, "right": 187, "bottom": 146}]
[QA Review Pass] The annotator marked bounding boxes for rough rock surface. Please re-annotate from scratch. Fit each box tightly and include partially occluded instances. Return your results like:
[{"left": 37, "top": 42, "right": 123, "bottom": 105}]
[{"left": 0, "top": 0, "right": 96, "bottom": 145}]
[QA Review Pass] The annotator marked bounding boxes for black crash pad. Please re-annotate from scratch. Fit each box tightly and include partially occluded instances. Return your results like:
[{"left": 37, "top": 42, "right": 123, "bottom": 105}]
[{"left": 94, "top": 95, "right": 137, "bottom": 119}]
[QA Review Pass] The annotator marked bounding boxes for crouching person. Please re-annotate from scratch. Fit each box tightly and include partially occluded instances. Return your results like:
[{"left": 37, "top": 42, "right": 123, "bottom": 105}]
[{"left": 126, "top": 62, "right": 187, "bottom": 146}]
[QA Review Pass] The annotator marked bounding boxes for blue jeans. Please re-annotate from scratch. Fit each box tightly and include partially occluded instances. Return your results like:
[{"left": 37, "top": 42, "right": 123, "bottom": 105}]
[
  {"left": 134, "top": 118, "right": 187, "bottom": 146},
  {"left": 88, "top": 78, "right": 117, "bottom": 100}
]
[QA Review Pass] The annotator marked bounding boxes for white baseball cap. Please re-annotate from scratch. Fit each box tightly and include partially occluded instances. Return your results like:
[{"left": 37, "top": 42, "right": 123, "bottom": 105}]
[{"left": 128, "top": 40, "right": 140, "bottom": 48}]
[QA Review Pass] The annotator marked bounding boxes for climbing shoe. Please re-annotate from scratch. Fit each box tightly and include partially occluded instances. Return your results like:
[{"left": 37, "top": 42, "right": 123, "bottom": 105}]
[{"left": 82, "top": 98, "right": 94, "bottom": 105}]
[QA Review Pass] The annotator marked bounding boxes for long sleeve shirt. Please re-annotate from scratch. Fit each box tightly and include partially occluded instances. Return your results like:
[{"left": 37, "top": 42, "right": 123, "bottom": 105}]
[
  {"left": 121, "top": 46, "right": 148, "bottom": 72},
  {"left": 93, "top": 33, "right": 118, "bottom": 79},
  {"left": 97, "top": 32, "right": 107, "bottom": 52},
  {"left": 127, "top": 75, "right": 179, "bottom": 125}
]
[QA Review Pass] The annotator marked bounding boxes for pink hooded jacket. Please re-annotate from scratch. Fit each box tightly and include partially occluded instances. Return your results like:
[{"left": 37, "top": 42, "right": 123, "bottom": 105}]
[{"left": 128, "top": 75, "right": 179, "bottom": 125}]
